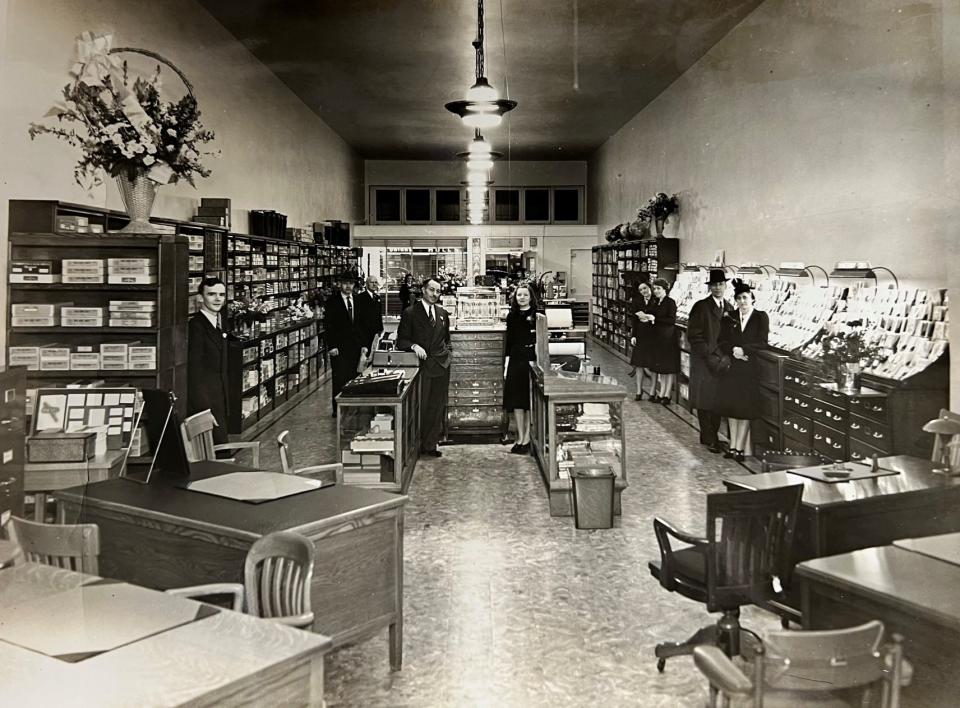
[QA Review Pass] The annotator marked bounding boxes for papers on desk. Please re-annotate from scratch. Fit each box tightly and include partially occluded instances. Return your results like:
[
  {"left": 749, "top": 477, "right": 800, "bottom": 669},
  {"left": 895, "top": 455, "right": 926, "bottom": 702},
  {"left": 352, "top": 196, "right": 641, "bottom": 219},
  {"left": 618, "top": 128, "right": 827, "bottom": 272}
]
[
  {"left": 0, "top": 578, "right": 215, "bottom": 662},
  {"left": 186, "top": 470, "right": 326, "bottom": 503}
]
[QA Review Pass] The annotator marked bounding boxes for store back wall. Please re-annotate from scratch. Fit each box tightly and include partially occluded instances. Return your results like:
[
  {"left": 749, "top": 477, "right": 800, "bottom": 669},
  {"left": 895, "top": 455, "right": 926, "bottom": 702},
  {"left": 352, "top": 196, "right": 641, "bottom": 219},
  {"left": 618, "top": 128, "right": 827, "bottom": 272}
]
[{"left": 589, "top": 0, "right": 959, "bottom": 404}]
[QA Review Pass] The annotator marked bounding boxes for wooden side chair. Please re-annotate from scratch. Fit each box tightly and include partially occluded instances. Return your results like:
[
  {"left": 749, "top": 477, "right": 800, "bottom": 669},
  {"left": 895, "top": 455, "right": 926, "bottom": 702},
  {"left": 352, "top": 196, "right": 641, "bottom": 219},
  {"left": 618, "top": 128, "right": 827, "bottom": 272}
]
[
  {"left": 694, "top": 620, "right": 911, "bottom": 708},
  {"left": 759, "top": 451, "right": 828, "bottom": 474},
  {"left": 4, "top": 515, "right": 100, "bottom": 575},
  {"left": 649, "top": 484, "right": 803, "bottom": 672},
  {"left": 166, "top": 531, "right": 315, "bottom": 629},
  {"left": 180, "top": 409, "right": 261, "bottom": 468},
  {"left": 277, "top": 430, "right": 343, "bottom": 484}
]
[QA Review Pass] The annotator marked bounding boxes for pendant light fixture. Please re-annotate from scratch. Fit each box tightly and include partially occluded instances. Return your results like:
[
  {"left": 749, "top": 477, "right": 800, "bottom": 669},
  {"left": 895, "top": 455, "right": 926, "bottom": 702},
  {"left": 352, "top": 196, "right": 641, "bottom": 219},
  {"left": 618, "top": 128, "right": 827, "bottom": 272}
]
[{"left": 445, "top": 0, "right": 517, "bottom": 129}]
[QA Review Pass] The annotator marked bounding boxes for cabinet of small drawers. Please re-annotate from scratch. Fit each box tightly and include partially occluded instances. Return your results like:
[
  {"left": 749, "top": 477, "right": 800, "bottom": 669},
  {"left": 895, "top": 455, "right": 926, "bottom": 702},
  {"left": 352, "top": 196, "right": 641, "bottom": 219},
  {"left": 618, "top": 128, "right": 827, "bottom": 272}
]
[{"left": 446, "top": 330, "right": 505, "bottom": 435}]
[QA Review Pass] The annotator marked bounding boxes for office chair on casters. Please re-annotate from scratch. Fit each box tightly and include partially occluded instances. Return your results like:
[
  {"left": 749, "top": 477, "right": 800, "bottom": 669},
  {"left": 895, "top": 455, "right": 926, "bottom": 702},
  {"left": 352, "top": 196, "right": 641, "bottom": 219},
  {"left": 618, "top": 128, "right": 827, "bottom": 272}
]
[
  {"left": 166, "top": 531, "right": 315, "bottom": 629},
  {"left": 694, "top": 620, "right": 911, "bottom": 708},
  {"left": 180, "top": 409, "right": 261, "bottom": 468},
  {"left": 276, "top": 430, "right": 343, "bottom": 484},
  {"left": 649, "top": 484, "right": 803, "bottom": 673}
]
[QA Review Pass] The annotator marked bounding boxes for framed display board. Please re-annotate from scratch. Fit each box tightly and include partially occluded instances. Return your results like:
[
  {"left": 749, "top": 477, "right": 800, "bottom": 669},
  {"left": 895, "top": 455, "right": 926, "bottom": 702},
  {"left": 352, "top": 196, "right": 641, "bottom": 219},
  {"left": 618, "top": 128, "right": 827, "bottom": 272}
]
[{"left": 32, "top": 387, "right": 138, "bottom": 449}]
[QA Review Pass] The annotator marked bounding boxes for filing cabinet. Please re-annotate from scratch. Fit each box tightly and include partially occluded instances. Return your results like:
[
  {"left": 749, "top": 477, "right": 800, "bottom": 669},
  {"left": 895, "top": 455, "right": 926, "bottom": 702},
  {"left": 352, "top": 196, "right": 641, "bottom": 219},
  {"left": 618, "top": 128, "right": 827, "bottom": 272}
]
[
  {"left": 0, "top": 367, "right": 26, "bottom": 517},
  {"left": 447, "top": 330, "right": 505, "bottom": 435}
]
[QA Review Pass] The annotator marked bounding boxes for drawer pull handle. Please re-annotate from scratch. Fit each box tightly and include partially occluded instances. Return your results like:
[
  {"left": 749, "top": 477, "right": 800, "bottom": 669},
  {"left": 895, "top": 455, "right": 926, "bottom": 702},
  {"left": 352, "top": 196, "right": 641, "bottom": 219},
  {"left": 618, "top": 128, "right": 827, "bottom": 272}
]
[
  {"left": 471, "top": 408, "right": 480, "bottom": 413},
  {"left": 814, "top": 407, "right": 823, "bottom": 413},
  {"left": 471, "top": 399, "right": 480, "bottom": 403},
  {"left": 800, "top": 402, "right": 809, "bottom": 408},
  {"left": 799, "top": 427, "right": 807, "bottom": 433},
  {"left": 851, "top": 423, "right": 861, "bottom": 430},
  {"left": 833, "top": 443, "right": 842, "bottom": 449},
  {"left": 0, "top": 476, "right": 16, "bottom": 488},
  {"left": 814, "top": 434, "right": 823, "bottom": 440},
  {"left": 832, "top": 414, "right": 842, "bottom": 421},
  {"left": 873, "top": 432, "right": 884, "bottom": 439},
  {"left": 872, "top": 405, "right": 883, "bottom": 412}
]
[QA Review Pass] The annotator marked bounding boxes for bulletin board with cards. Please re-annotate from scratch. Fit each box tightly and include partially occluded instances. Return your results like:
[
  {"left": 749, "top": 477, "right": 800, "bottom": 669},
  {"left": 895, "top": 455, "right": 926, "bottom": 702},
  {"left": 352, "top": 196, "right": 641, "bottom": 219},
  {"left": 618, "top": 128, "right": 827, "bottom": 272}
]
[{"left": 32, "top": 387, "right": 139, "bottom": 449}]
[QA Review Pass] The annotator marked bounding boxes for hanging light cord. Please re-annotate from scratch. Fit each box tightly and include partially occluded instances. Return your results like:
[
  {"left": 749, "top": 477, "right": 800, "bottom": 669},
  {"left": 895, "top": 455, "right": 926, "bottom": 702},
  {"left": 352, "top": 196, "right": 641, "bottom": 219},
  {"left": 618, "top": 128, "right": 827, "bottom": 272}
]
[
  {"left": 499, "top": 0, "right": 512, "bottom": 183},
  {"left": 474, "top": 0, "right": 485, "bottom": 81}
]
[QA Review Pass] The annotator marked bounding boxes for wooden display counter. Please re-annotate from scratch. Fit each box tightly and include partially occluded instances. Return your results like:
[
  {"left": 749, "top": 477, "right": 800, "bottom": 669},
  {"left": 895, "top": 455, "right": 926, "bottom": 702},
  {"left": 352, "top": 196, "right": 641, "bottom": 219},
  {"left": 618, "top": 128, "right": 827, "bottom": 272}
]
[
  {"left": 529, "top": 364, "right": 628, "bottom": 517},
  {"left": 337, "top": 366, "right": 420, "bottom": 493}
]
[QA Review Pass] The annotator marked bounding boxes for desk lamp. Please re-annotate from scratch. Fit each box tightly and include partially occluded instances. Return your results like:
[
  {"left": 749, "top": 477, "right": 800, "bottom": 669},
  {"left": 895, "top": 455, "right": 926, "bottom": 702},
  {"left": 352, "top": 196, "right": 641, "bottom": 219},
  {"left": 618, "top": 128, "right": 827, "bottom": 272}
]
[{"left": 922, "top": 416, "right": 960, "bottom": 474}]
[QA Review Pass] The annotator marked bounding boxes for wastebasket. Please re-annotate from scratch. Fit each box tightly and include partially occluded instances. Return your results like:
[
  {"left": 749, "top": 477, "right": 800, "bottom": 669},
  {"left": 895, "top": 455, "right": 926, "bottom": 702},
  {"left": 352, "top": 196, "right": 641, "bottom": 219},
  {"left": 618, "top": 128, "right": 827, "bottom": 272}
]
[{"left": 570, "top": 465, "right": 616, "bottom": 529}]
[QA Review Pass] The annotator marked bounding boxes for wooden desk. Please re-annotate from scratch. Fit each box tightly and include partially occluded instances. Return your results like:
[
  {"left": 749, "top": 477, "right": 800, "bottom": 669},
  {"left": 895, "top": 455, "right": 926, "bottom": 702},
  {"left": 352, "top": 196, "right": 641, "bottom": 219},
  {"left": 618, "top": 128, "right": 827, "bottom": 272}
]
[
  {"left": 797, "top": 546, "right": 960, "bottom": 707},
  {"left": 724, "top": 455, "right": 960, "bottom": 616},
  {"left": 25, "top": 450, "right": 125, "bottom": 521},
  {"left": 55, "top": 479, "right": 407, "bottom": 669},
  {"left": 0, "top": 562, "right": 330, "bottom": 706}
]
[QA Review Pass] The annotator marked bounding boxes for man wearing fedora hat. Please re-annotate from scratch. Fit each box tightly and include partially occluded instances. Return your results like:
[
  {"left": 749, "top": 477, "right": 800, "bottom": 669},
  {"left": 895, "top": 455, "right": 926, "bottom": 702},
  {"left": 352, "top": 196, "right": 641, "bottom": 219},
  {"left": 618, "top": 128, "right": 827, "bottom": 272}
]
[
  {"left": 687, "top": 269, "right": 734, "bottom": 453},
  {"left": 324, "top": 269, "right": 365, "bottom": 416}
]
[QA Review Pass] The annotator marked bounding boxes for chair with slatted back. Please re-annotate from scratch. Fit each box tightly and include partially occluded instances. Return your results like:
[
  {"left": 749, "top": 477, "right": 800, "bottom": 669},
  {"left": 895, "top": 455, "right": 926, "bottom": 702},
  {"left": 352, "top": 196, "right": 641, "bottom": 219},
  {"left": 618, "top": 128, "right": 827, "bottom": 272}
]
[
  {"left": 166, "top": 531, "right": 315, "bottom": 629},
  {"left": 5, "top": 515, "right": 100, "bottom": 575},
  {"left": 180, "top": 409, "right": 261, "bottom": 468},
  {"left": 649, "top": 484, "right": 803, "bottom": 672},
  {"left": 694, "top": 620, "right": 911, "bottom": 708},
  {"left": 277, "top": 430, "right": 343, "bottom": 484},
  {"left": 759, "top": 451, "right": 828, "bottom": 474}
]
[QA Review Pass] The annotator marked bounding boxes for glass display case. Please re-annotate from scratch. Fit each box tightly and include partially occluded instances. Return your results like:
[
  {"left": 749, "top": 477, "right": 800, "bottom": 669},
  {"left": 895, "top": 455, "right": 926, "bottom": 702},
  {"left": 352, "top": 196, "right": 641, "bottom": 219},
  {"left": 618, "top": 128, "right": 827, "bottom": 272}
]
[
  {"left": 336, "top": 367, "right": 420, "bottom": 493},
  {"left": 451, "top": 287, "right": 502, "bottom": 329},
  {"left": 529, "top": 365, "right": 628, "bottom": 517}
]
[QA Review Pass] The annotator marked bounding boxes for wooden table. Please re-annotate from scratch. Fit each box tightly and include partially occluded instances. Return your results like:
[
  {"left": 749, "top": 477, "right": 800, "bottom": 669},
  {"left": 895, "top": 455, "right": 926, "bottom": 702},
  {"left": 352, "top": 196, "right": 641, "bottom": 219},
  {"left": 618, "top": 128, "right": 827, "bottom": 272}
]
[
  {"left": 0, "top": 562, "right": 330, "bottom": 706},
  {"left": 796, "top": 545, "right": 960, "bottom": 707},
  {"left": 55, "top": 478, "right": 407, "bottom": 669},
  {"left": 723, "top": 455, "right": 960, "bottom": 616},
  {"left": 25, "top": 450, "right": 125, "bottom": 521}
]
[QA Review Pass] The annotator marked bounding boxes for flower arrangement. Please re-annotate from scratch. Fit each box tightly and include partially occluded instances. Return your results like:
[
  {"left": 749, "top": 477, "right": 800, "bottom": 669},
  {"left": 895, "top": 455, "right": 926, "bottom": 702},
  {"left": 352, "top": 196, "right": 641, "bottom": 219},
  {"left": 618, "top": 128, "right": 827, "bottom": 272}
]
[
  {"left": 648, "top": 192, "right": 680, "bottom": 221},
  {"left": 287, "top": 297, "right": 315, "bottom": 321},
  {"left": 28, "top": 32, "right": 216, "bottom": 189},
  {"left": 229, "top": 295, "right": 271, "bottom": 331},
  {"left": 816, "top": 320, "right": 888, "bottom": 367}
]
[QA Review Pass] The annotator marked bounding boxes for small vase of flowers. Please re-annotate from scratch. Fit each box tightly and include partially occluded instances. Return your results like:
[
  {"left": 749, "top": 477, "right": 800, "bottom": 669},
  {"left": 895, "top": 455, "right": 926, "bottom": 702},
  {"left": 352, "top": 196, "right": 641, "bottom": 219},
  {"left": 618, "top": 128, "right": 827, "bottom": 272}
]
[
  {"left": 806, "top": 320, "right": 889, "bottom": 393},
  {"left": 229, "top": 296, "right": 271, "bottom": 338},
  {"left": 28, "top": 32, "right": 217, "bottom": 233},
  {"left": 648, "top": 192, "right": 680, "bottom": 237}
]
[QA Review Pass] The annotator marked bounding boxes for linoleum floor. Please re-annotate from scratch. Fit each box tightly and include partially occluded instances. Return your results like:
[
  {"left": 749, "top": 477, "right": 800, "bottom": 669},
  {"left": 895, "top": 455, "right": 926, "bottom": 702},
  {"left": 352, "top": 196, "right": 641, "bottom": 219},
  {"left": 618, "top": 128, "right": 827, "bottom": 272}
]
[{"left": 253, "top": 343, "right": 772, "bottom": 707}]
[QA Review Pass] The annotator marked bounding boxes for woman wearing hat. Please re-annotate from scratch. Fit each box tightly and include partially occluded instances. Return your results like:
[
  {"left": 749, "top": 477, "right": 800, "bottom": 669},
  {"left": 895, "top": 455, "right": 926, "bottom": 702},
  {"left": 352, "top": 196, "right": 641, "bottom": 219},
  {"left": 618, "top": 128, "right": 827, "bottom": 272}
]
[
  {"left": 628, "top": 280, "right": 655, "bottom": 400},
  {"left": 646, "top": 278, "right": 680, "bottom": 404},
  {"left": 713, "top": 279, "right": 769, "bottom": 462},
  {"left": 687, "top": 269, "right": 735, "bottom": 452}
]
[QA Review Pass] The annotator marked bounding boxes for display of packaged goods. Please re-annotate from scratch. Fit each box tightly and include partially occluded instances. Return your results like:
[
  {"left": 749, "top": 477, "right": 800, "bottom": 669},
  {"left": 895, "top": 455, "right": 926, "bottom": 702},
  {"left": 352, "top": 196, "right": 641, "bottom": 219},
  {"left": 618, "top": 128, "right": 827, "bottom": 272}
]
[
  {"left": 370, "top": 413, "right": 394, "bottom": 433},
  {"left": 100, "top": 354, "right": 128, "bottom": 367},
  {"left": 109, "top": 317, "right": 155, "bottom": 327},
  {"left": 187, "top": 234, "right": 205, "bottom": 251},
  {"left": 107, "top": 258, "right": 155, "bottom": 269},
  {"left": 189, "top": 255, "right": 205, "bottom": 271},
  {"left": 62, "top": 274, "right": 105, "bottom": 284},
  {"left": 62, "top": 259, "right": 104, "bottom": 273},
  {"left": 10, "top": 273, "right": 61, "bottom": 283},
  {"left": 107, "top": 273, "right": 158, "bottom": 284},
  {"left": 12, "top": 303, "right": 61, "bottom": 317},
  {"left": 107, "top": 309, "right": 154, "bottom": 319},
  {"left": 61, "top": 307, "right": 104, "bottom": 318},
  {"left": 39, "top": 358, "right": 70, "bottom": 370},
  {"left": 70, "top": 352, "right": 100, "bottom": 364},
  {"left": 128, "top": 346, "right": 157, "bottom": 360},
  {"left": 10, "top": 260, "right": 54, "bottom": 274},
  {"left": 129, "top": 361, "right": 156, "bottom": 371},
  {"left": 109, "top": 300, "right": 157, "bottom": 311},
  {"left": 63, "top": 316, "right": 105, "bottom": 327},
  {"left": 11, "top": 316, "right": 56, "bottom": 327},
  {"left": 55, "top": 215, "right": 90, "bottom": 233},
  {"left": 350, "top": 432, "right": 395, "bottom": 452},
  {"left": 101, "top": 360, "right": 130, "bottom": 370},
  {"left": 100, "top": 343, "right": 129, "bottom": 355},
  {"left": 8, "top": 347, "right": 40, "bottom": 369}
]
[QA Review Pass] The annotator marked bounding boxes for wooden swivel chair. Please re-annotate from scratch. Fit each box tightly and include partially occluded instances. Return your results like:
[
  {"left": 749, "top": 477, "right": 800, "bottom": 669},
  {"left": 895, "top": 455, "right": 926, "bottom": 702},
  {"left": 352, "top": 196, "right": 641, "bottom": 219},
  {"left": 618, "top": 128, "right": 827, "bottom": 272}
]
[
  {"left": 277, "top": 430, "right": 343, "bottom": 484},
  {"left": 694, "top": 620, "right": 910, "bottom": 708},
  {"left": 4, "top": 515, "right": 100, "bottom": 574},
  {"left": 166, "top": 531, "right": 315, "bottom": 629},
  {"left": 759, "top": 451, "right": 827, "bottom": 474},
  {"left": 180, "top": 409, "right": 261, "bottom": 468},
  {"left": 649, "top": 484, "right": 803, "bottom": 672}
]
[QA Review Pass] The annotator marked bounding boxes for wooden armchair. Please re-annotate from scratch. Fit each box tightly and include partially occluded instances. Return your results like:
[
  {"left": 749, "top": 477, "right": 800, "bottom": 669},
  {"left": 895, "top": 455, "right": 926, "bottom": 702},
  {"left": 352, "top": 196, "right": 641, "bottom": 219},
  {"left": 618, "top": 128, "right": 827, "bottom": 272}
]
[
  {"left": 166, "top": 531, "right": 315, "bottom": 629},
  {"left": 694, "top": 620, "right": 911, "bottom": 708},
  {"left": 4, "top": 515, "right": 100, "bottom": 575},
  {"left": 180, "top": 409, "right": 261, "bottom": 468},
  {"left": 649, "top": 485, "right": 803, "bottom": 672},
  {"left": 277, "top": 430, "right": 342, "bottom": 485}
]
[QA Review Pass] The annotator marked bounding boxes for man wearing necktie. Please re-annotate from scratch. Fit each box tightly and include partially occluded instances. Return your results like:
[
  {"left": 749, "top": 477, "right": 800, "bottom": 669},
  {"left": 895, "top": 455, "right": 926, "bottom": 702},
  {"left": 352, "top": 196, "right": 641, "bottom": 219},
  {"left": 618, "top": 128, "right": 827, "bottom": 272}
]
[
  {"left": 187, "top": 276, "right": 231, "bottom": 443},
  {"left": 356, "top": 274, "right": 384, "bottom": 355},
  {"left": 324, "top": 269, "right": 365, "bottom": 416},
  {"left": 396, "top": 276, "right": 452, "bottom": 457}
]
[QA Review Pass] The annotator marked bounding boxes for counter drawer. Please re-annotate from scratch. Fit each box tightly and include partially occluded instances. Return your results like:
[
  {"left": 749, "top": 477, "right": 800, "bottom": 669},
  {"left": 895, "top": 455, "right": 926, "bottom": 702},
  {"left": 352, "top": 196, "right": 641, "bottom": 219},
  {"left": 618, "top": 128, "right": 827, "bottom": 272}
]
[
  {"left": 450, "top": 378, "right": 502, "bottom": 391},
  {"left": 756, "top": 352, "right": 782, "bottom": 389},
  {"left": 782, "top": 390, "right": 812, "bottom": 415},
  {"left": 848, "top": 435, "right": 889, "bottom": 463},
  {"left": 849, "top": 395, "right": 888, "bottom": 424},
  {"left": 848, "top": 414, "right": 891, "bottom": 450},
  {"left": 450, "top": 365, "right": 501, "bottom": 379},
  {"left": 782, "top": 410, "right": 813, "bottom": 446},
  {"left": 450, "top": 337, "right": 504, "bottom": 352},
  {"left": 783, "top": 431, "right": 814, "bottom": 455},
  {"left": 813, "top": 422, "right": 846, "bottom": 461},
  {"left": 810, "top": 399, "right": 846, "bottom": 429},
  {"left": 758, "top": 387, "right": 780, "bottom": 422},
  {"left": 751, "top": 418, "right": 781, "bottom": 451},
  {"left": 449, "top": 391, "right": 502, "bottom": 406}
]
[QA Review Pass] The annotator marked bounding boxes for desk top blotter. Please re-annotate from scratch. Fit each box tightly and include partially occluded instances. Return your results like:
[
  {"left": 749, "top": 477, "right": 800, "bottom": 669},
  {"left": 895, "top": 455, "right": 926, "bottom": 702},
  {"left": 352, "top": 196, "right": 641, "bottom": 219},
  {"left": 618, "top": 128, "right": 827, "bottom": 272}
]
[
  {"left": 187, "top": 471, "right": 326, "bottom": 503},
  {"left": 785, "top": 462, "right": 899, "bottom": 484}
]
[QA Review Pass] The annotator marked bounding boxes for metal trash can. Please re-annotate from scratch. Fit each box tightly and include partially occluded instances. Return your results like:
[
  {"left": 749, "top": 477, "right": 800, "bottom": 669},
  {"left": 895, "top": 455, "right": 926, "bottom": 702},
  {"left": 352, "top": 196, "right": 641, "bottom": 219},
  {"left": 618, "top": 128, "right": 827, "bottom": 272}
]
[{"left": 570, "top": 465, "right": 616, "bottom": 529}]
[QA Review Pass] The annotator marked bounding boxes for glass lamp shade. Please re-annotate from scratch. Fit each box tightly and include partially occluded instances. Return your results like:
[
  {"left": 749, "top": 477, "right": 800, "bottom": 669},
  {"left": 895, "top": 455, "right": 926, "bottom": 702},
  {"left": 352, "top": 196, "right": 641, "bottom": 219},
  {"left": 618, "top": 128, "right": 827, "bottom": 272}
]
[
  {"left": 468, "top": 136, "right": 493, "bottom": 155},
  {"left": 467, "top": 187, "right": 487, "bottom": 199},
  {"left": 467, "top": 170, "right": 491, "bottom": 185},
  {"left": 465, "top": 77, "right": 499, "bottom": 102},
  {"left": 469, "top": 214, "right": 485, "bottom": 224},
  {"left": 467, "top": 158, "right": 494, "bottom": 171},
  {"left": 462, "top": 111, "right": 502, "bottom": 129}
]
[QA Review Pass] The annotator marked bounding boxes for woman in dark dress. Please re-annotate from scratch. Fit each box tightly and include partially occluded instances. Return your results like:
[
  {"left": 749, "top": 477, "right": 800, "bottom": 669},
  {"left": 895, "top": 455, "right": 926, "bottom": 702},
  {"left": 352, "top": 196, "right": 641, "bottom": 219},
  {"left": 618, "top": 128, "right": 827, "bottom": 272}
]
[
  {"left": 648, "top": 278, "right": 679, "bottom": 405},
  {"left": 629, "top": 281, "right": 655, "bottom": 401},
  {"left": 714, "top": 279, "right": 770, "bottom": 462},
  {"left": 503, "top": 284, "right": 539, "bottom": 453},
  {"left": 398, "top": 273, "right": 415, "bottom": 310}
]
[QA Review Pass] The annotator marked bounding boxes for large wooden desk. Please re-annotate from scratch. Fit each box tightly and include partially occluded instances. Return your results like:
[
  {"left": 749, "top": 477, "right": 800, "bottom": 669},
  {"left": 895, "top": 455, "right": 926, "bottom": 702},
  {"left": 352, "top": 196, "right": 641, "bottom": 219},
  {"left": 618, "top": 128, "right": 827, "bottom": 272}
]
[
  {"left": 25, "top": 450, "right": 125, "bottom": 521},
  {"left": 55, "top": 479, "right": 407, "bottom": 669},
  {"left": 0, "top": 562, "right": 330, "bottom": 706},
  {"left": 724, "top": 456, "right": 960, "bottom": 616},
  {"left": 796, "top": 545, "right": 960, "bottom": 707}
]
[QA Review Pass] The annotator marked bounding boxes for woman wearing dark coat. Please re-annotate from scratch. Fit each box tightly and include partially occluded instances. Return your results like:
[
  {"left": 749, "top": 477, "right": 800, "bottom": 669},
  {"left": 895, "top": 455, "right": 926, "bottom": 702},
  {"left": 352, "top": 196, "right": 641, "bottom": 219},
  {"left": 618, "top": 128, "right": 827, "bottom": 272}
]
[
  {"left": 714, "top": 279, "right": 770, "bottom": 462},
  {"left": 629, "top": 281, "right": 655, "bottom": 401},
  {"left": 398, "top": 274, "right": 415, "bottom": 310},
  {"left": 647, "top": 278, "right": 679, "bottom": 404},
  {"left": 502, "top": 284, "right": 539, "bottom": 453}
]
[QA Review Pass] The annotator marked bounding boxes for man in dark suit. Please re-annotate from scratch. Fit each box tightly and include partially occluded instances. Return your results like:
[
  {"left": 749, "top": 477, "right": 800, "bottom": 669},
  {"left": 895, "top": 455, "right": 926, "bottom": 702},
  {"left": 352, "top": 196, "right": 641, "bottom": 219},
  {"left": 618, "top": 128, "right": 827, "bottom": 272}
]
[
  {"left": 324, "top": 270, "right": 365, "bottom": 416},
  {"left": 188, "top": 277, "right": 231, "bottom": 444},
  {"left": 687, "top": 269, "right": 734, "bottom": 453},
  {"left": 356, "top": 274, "right": 384, "bottom": 354},
  {"left": 396, "top": 276, "right": 451, "bottom": 457}
]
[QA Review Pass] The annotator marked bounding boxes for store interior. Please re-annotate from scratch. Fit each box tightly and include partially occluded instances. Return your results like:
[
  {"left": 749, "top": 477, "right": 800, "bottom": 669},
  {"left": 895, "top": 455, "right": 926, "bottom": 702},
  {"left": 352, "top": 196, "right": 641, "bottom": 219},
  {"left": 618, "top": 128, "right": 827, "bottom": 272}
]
[{"left": 0, "top": 0, "right": 958, "bottom": 706}]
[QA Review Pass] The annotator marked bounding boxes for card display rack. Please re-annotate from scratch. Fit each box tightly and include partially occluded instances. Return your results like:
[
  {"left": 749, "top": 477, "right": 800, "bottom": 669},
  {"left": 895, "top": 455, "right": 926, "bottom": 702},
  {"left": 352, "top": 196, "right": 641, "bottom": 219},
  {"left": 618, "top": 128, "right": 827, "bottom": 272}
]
[
  {"left": 590, "top": 239, "right": 680, "bottom": 359},
  {"left": 7, "top": 200, "right": 188, "bottom": 413}
]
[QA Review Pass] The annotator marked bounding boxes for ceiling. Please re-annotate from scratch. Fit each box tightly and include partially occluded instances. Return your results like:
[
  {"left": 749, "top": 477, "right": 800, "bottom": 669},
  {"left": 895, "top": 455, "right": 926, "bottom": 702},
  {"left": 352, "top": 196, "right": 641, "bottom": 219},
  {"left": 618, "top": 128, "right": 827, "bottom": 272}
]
[{"left": 198, "top": 0, "right": 764, "bottom": 161}]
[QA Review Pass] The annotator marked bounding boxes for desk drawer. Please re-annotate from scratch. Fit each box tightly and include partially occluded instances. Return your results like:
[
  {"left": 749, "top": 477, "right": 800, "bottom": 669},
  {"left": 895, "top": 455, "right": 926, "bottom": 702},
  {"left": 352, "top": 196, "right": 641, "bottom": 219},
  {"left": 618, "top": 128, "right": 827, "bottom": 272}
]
[
  {"left": 813, "top": 422, "right": 846, "bottom": 461},
  {"left": 848, "top": 414, "right": 891, "bottom": 450},
  {"left": 810, "top": 399, "right": 846, "bottom": 429},
  {"left": 849, "top": 395, "right": 888, "bottom": 424},
  {"left": 782, "top": 390, "right": 812, "bottom": 415},
  {"left": 782, "top": 411, "right": 813, "bottom": 446}
]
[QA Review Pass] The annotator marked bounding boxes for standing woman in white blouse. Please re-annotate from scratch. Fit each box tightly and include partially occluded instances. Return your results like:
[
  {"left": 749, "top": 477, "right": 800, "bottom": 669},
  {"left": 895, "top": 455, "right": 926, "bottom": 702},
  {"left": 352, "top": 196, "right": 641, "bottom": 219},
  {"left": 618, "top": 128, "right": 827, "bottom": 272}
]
[{"left": 714, "top": 279, "right": 769, "bottom": 462}]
